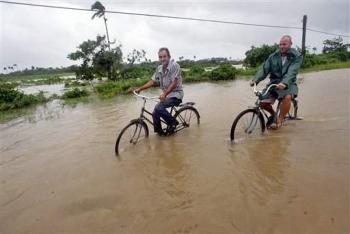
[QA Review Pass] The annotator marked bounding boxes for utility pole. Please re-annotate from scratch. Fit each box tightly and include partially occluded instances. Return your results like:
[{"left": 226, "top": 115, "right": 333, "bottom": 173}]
[
  {"left": 302, "top": 15, "right": 307, "bottom": 57},
  {"left": 103, "top": 16, "right": 111, "bottom": 51}
]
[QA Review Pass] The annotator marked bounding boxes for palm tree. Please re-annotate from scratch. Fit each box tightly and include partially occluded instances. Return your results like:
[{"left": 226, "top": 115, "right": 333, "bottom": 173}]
[
  {"left": 91, "top": 1, "right": 111, "bottom": 51},
  {"left": 13, "top": 64, "right": 17, "bottom": 71},
  {"left": 3, "top": 67, "right": 7, "bottom": 74}
]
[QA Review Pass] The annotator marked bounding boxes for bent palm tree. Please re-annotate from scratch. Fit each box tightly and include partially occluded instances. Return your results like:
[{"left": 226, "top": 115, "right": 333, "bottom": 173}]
[{"left": 91, "top": 1, "right": 111, "bottom": 50}]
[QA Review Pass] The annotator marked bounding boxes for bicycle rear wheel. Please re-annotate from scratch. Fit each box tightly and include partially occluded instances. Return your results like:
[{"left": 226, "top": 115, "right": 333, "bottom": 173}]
[
  {"left": 115, "top": 119, "right": 149, "bottom": 155},
  {"left": 230, "top": 109, "right": 265, "bottom": 142},
  {"left": 278, "top": 99, "right": 298, "bottom": 120},
  {"left": 287, "top": 99, "right": 298, "bottom": 119},
  {"left": 174, "top": 106, "right": 200, "bottom": 130}
]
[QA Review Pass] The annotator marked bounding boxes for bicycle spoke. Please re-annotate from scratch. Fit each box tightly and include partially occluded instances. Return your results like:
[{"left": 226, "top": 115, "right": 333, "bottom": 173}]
[
  {"left": 129, "top": 124, "right": 139, "bottom": 144},
  {"left": 175, "top": 107, "right": 200, "bottom": 131},
  {"left": 231, "top": 110, "right": 263, "bottom": 142},
  {"left": 116, "top": 121, "right": 148, "bottom": 154}
]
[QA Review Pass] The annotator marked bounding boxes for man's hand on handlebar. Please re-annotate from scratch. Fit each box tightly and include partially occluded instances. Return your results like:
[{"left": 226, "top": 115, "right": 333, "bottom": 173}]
[
  {"left": 276, "top": 83, "right": 287, "bottom": 90},
  {"left": 159, "top": 93, "right": 166, "bottom": 102},
  {"left": 250, "top": 80, "right": 256, "bottom": 87}
]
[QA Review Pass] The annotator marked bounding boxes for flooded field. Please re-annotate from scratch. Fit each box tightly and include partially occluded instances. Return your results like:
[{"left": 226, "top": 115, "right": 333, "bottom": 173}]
[
  {"left": 19, "top": 83, "right": 65, "bottom": 97},
  {"left": 0, "top": 69, "right": 349, "bottom": 233}
]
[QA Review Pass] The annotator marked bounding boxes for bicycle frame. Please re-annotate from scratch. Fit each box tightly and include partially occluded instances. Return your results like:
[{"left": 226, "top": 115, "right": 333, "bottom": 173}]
[
  {"left": 134, "top": 91, "right": 189, "bottom": 132},
  {"left": 243, "top": 84, "right": 278, "bottom": 132},
  {"left": 249, "top": 83, "right": 299, "bottom": 128}
]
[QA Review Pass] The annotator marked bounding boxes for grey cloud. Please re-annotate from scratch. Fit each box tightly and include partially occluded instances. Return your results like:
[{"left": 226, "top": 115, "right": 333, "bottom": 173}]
[{"left": 0, "top": 0, "right": 348, "bottom": 69}]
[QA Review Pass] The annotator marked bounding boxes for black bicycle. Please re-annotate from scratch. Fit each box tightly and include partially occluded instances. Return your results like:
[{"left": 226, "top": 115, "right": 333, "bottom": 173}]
[
  {"left": 230, "top": 83, "right": 301, "bottom": 142},
  {"left": 115, "top": 91, "right": 200, "bottom": 155}
]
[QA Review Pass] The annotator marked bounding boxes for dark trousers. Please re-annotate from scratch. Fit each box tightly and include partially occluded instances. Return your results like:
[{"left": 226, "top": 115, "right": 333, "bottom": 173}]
[{"left": 152, "top": 97, "right": 182, "bottom": 133}]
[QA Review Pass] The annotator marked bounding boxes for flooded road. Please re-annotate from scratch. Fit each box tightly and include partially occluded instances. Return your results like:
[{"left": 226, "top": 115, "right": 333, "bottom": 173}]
[{"left": 0, "top": 69, "right": 349, "bottom": 233}]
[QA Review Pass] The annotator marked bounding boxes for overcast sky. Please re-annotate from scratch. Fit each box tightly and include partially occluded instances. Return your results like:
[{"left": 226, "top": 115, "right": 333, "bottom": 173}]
[{"left": 0, "top": 0, "right": 349, "bottom": 70}]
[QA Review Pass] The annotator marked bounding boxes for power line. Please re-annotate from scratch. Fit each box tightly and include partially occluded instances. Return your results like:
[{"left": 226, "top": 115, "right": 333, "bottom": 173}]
[
  {"left": 0, "top": 0, "right": 299, "bottom": 29},
  {"left": 0, "top": 0, "right": 349, "bottom": 37},
  {"left": 307, "top": 28, "right": 349, "bottom": 38}
]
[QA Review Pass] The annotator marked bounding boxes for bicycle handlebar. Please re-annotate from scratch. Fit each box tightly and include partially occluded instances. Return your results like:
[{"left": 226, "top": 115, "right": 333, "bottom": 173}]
[
  {"left": 133, "top": 90, "right": 159, "bottom": 100},
  {"left": 253, "top": 83, "right": 277, "bottom": 95},
  {"left": 253, "top": 83, "right": 278, "bottom": 96}
]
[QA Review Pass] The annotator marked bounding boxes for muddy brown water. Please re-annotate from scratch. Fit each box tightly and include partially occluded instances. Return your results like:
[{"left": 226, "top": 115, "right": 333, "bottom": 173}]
[{"left": 0, "top": 69, "right": 349, "bottom": 234}]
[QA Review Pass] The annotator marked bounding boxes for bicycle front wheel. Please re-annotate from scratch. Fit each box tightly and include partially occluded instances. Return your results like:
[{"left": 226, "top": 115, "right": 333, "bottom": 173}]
[
  {"left": 115, "top": 120, "right": 149, "bottom": 155},
  {"left": 230, "top": 109, "right": 265, "bottom": 142}
]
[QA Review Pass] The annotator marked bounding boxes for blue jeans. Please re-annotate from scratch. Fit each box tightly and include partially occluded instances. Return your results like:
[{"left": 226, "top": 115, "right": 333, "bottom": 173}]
[{"left": 152, "top": 97, "right": 182, "bottom": 133}]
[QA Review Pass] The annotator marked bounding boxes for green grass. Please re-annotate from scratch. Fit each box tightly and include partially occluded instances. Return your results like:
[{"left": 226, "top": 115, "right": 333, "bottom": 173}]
[
  {"left": 94, "top": 60, "right": 350, "bottom": 98},
  {"left": 300, "top": 60, "right": 350, "bottom": 73},
  {"left": 1, "top": 60, "right": 349, "bottom": 113},
  {"left": 0, "top": 72, "right": 75, "bottom": 85},
  {"left": 233, "top": 61, "right": 350, "bottom": 79},
  {"left": 61, "top": 88, "right": 89, "bottom": 99},
  {"left": 0, "top": 86, "right": 48, "bottom": 111},
  {"left": 95, "top": 78, "right": 149, "bottom": 97}
]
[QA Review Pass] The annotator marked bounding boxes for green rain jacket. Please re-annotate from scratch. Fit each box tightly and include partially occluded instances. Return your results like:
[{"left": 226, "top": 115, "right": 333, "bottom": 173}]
[{"left": 253, "top": 48, "right": 303, "bottom": 98}]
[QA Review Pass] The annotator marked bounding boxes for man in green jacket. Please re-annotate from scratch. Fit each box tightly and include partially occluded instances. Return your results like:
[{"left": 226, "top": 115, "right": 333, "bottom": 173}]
[{"left": 250, "top": 35, "right": 303, "bottom": 129}]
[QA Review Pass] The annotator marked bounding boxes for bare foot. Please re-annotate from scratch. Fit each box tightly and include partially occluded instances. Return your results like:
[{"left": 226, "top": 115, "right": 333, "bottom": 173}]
[{"left": 270, "top": 120, "right": 282, "bottom": 130}]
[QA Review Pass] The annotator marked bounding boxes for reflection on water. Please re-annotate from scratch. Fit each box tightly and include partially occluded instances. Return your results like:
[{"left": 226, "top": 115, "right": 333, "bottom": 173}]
[
  {"left": 0, "top": 69, "right": 349, "bottom": 234},
  {"left": 231, "top": 135, "right": 289, "bottom": 206}
]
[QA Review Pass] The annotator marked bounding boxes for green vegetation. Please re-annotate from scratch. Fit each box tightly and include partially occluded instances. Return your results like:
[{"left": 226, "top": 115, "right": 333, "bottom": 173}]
[
  {"left": 61, "top": 88, "right": 89, "bottom": 99},
  {"left": 210, "top": 64, "right": 236, "bottom": 81},
  {"left": 95, "top": 78, "right": 149, "bottom": 97},
  {"left": 182, "top": 65, "right": 209, "bottom": 82},
  {"left": 91, "top": 1, "right": 112, "bottom": 50},
  {"left": 2, "top": 64, "right": 77, "bottom": 76},
  {"left": 0, "top": 72, "right": 74, "bottom": 86},
  {"left": 236, "top": 67, "right": 258, "bottom": 78},
  {"left": 121, "top": 62, "right": 156, "bottom": 80},
  {"left": 301, "top": 60, "right": 350, "bottom": 73},
  {"left": 0, "top": 82, "right": 89, "bottom": 112},
  {"left": 67, "top": 35, "right": 123, "bottom": 80},
  {"left": 1, "top": 36, "right": 349, "bottom": 114},
  {"left": 244, "top": 44, "right": 279, "bottom": 67},
  {"left": 64, "top": 80, "right": 89, "bottom": 88},
  {"left": 0, "top": 83, "right": 47, "bottom": 111}
]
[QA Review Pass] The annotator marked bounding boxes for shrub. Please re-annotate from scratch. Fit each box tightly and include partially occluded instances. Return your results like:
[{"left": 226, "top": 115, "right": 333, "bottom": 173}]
[
  {"left": 244, "top": 44, "right": 279, "bottom": 67},
  {"left": 95, "top": 78, "right": 149, "bottom": 97},
  {"left": 189, "top": 65, "right": 205, "bottom": 75},
  {"left": 182, "top": 65, "right": 209, "bottom": 82},
  {"left": 0, "top": 83, "right": 47, "bottom": 111},
  {"left": 210, "top": 64, "right": 237, "bottom": 81},
  {"left": 121, "top": 66, "right": 154, "bottom": 79},
  {"left": 62, "top": 88, "right": 89, "bottom": 99}
]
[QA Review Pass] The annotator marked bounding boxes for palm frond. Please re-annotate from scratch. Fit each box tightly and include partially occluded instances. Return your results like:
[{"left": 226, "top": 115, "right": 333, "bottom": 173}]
[
  {"left": 91, "top": 1, "right": 105, "bottom": 11},
  {"left": 91, "top": 1, "right": 106, "bottom": 19}
]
